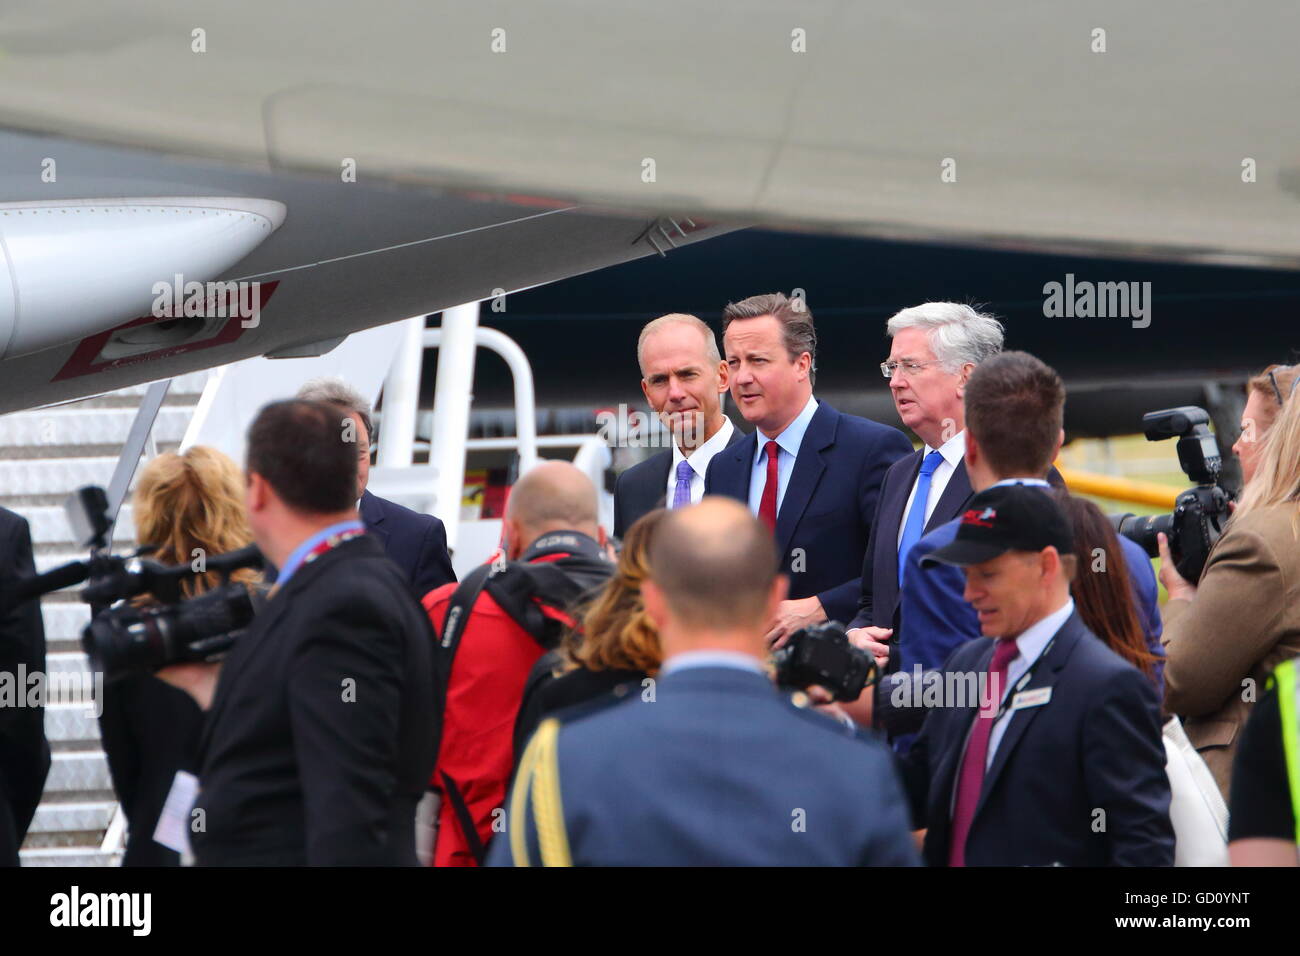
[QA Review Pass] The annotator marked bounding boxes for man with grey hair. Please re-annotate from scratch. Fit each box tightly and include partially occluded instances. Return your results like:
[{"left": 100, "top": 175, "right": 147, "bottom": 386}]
[
  {"left": 847, "top": 303, "right": 1003, "bottom": 666},
  {"left": 296, "top": 377, "right": 455, "bottom": 598},
  {"left": 613, "top": 313, "right": 744, "bottom": 538}
]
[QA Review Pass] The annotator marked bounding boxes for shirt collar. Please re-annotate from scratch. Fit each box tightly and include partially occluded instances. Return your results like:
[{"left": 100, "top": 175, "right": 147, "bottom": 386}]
[
  {"left": 926, "top": 429, "right": 966, "bottom": 468},
  {"left": 659, "top": 649, "right": 768, "bottom": 677},
  {"left": 990, "top": 476, "right": 1050, "bottom": 489},
  {"left": 275, "top": 518, "right": 365, "bottom": 586},
  {"left": 671, "top": 416, "right": 736, "bottom": 476},
  {"left": 1008, "top": 598, "right": 1075, "bottom": 663},
  {"left": 756, "top": 394, "right": 819, "bottom": 462}
]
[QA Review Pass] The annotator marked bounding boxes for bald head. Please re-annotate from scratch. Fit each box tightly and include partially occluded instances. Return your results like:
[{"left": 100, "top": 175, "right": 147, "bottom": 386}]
[
  {"left": 505, "top": 461, "right": 601, "bottom": 555},
  {"left": 648, "top": 497, "right": 780, "bottom": 631}
]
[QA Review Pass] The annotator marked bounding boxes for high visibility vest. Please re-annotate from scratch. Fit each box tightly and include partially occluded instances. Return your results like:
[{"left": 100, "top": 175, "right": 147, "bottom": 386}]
[{"left": 1274, "top": 659, "right": 1300, "bottom": 844}]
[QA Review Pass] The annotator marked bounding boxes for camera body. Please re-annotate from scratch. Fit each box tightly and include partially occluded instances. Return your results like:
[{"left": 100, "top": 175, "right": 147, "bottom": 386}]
[
  {"left": 773, "top": 621, "right": 877, "bottom": 702},
  {"left": 1111, "top": 406, "right": 1232, "bottom": 582}
]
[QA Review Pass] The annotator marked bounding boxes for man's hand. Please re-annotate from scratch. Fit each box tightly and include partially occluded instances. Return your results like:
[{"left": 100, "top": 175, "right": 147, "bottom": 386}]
[
  {"left": 766, "top": 595, "right": 827, "bottom": 648},
  {"left": 847, "top": 625, "right": 893, "bottom": 669},
  {"left": 808, "top": 683, "right": 874, "bottom": 728},
  {"left": 1156, "top": 532, "right": 1197, "bottom": 602},
  {"left": 156, "top": 661, "right": 222, "bottom": 710}
]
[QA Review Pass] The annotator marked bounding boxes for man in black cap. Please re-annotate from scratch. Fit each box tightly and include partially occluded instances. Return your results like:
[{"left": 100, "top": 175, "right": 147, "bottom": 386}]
[{"left": 895, "top": 483, "right": 1174, "bottom": 867}]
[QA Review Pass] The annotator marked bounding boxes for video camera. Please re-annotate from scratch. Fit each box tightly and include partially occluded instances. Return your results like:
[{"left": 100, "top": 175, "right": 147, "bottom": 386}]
[
  {"left": 1110, "top": 406, "right": 1232, "bottom": 583},
  {"left": 773, "top": 621, "right": 879, "bottom": 703},
  {"left": 4, "top": 485, "right": 264, "bottom": 682}
]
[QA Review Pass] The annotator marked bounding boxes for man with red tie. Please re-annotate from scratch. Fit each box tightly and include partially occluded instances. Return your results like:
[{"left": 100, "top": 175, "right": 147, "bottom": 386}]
[
  {"left": 896, "top": 483, "right": 1174, "bottom": 866},
  {"left": 704, "top": 292, "right": 912, "bottom": 645}
]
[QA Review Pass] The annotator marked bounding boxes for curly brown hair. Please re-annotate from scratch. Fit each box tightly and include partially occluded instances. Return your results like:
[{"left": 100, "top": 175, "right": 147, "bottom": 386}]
[{"left": 563, "top": 508, "right": 666, "bottom": 675}]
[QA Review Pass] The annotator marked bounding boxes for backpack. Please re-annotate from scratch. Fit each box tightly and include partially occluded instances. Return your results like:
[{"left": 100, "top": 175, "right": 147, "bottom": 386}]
[{"left": 430, "top": 552, "right": 610, "bottom": 863}]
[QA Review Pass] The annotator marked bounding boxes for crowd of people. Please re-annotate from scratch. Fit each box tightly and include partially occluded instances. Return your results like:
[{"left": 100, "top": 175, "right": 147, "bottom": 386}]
[{"left": 1, "top": 294, "right": 1298, "bottom": 867}]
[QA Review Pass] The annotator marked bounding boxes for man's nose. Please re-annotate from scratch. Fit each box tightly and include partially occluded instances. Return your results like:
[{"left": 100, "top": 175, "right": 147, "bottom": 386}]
[{"left": 666, "top": 378, "right": 687, "bottom": 401}]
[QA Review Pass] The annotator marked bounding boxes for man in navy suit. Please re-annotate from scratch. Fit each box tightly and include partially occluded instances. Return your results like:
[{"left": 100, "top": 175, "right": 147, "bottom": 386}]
[
  {"left": 298, "top": 379, "right": 456, "bottom": 599},
  {"left": 490, "top": 497, "right": 918, "bottom": 866},
  {"left": 847, "top": 303, "right": 1004, "bottom": 665},
  {"left": 704, "top": 293, "right": 912, "bottom": 644},
  {"left": 898, "top": 483, "right": 1174, "bottom": 866},
  {"left": 612, "top": 313, "right": 744, "bottom": 538}
]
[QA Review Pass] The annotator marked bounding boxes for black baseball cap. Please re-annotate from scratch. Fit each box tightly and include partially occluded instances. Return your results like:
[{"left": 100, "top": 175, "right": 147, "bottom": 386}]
[{"left": 921, "top": 483, "right": 1074, "bottom": 568}]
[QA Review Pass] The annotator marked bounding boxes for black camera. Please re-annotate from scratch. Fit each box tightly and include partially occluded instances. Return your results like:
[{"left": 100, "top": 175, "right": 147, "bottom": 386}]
[
  {"left": 773, "top": 621, "right": 878, "bottom": 702},
  {"left": 3, "top": 485, "right": 264, "bottom": 682},
  {"left": 1110, "top": 406, "right": 1232, "bottom": 583}
]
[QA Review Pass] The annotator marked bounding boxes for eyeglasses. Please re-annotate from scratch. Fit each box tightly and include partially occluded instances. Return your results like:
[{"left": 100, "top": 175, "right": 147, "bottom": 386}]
[
  {"left": 1265, "top": 364, "right": 1296, "bottom": 407},
  {"left": 880, "top": 359, "right": 942, "bottom": 379}
]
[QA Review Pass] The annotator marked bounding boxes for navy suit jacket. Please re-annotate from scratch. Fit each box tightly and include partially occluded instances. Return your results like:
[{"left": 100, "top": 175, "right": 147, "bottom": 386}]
[
  {"left": 900, "top": 515, "right": 1164, "bottom": 685},
  {"left": 704, "top": 402, "right": 912, "bottom": 624},
  {"left": 491, "top": 666, "right": 919, "bottom": 866},
  {"left": 612, "top": 425, "right": 746, "bottom": 538},
  {"left": 898, "top": 612, "right": 1174, "bottom": 867},
  {"left": 360, "top": 490, "right": 456, "bottom": 601},
  {"left": 849, "top": 450, "right": 973, "bottom": 631}
]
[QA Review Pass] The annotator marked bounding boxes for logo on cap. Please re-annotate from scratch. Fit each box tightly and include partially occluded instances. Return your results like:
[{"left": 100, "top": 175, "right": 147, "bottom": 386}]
[{"left": 962, "top": 507, "right": 997, "bottom": 529}]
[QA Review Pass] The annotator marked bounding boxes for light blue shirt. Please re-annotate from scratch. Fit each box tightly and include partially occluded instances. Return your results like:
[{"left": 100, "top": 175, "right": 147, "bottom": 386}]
[
  {"left": 659, "top": 650, "right": 768, "bottom": 677},
  {"left": 747, "top": 395, "right": 819, "bottom": 517},
  {"left": 986, "top": 598, "right": 1075, "bottom": 767},
  {"left": 274, "top": 519, "right": 365, "bottom": 587}
]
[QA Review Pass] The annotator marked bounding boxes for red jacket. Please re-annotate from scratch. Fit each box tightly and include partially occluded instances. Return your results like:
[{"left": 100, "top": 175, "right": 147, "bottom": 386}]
[{"left": 423, "top": 578, "right": 545, "bottom": 867}]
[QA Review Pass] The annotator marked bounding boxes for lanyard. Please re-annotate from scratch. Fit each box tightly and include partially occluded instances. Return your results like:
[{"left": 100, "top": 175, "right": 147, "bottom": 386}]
[
  {"left": 299, "top": 527, "right": 365, "bottom": 569},
  {"left": 987, "top": 635, "right": 1056, "bottom": 722}
]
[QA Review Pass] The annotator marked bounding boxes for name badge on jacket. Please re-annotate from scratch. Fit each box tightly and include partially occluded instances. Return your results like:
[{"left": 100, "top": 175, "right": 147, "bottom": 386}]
[{"left": 1010, "top": 687, "right": 1052, "bottom": 711}]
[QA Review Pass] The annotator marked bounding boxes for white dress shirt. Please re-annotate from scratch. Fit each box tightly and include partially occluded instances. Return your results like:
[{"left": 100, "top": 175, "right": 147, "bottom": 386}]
[
  {"left": 659, "top": 649, "right": 768, "bottom": 677},
  {"left": 746, "top": 395, "right": 819, "bottom": 517},
  {"left": 896, "top": 430, "right": 966, "bottom": 549},
  {"left": 985, "top": 598, "right": 1075, "bottom": 767},
  {"left": 665, "top": 416, "right": 736, "bottom": 508}
]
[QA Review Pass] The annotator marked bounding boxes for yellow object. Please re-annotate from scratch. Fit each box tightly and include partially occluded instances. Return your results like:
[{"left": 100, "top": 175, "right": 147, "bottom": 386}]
[{"left": 1056, "top": 466, "right": 1179, "bottom": 509}]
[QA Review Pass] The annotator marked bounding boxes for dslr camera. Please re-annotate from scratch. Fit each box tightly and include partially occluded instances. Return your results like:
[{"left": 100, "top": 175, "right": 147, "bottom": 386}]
[
  {"left": 773, "top": 621, "right": 878, "bottom": 702},
  {"left": 6, "top": 486, "right": 264, "bottom": 682},
  {"left": 1110, "top": 406, "right": 1232, "bottom": 583}
]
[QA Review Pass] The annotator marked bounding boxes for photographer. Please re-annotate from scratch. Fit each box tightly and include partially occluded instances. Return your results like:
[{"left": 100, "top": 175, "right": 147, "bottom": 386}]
[
  {"left": 1161, "top": 375, "right": 1300, "bottom": 801},
  {"left": 168, "top": 400, "right": 437, "bottom": 866},
  {"left": 98, "top": 446, "right": 255, "bottom": 866}
]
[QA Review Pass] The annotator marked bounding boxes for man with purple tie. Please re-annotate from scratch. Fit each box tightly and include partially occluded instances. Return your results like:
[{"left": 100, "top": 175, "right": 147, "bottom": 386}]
[
  {"left": 613, "top": 313, "right": 744, "bottom": 538},
  {"left": 896, "top": 484, "right": 1173, "bottom": 867}
]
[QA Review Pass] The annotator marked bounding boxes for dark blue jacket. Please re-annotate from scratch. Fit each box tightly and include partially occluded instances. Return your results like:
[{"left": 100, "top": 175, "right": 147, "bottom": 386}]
[
  {"left": 704, "top": 402, "right": 912, "bottom": 623},
  {"left": 898, "top": 612, "right": 1174, "bottom": 867},
  {"left": 359, "top": 490, "right": 456, "bottom": 601},
  {"left": 612, "top": 425, "right": 746, "bottom": 538},
  {"left": 490, "top": 666, "right": 919, "bottom": 866},
  {"left": 899, "top": 516, "right": 1164, "bottom": 687}
]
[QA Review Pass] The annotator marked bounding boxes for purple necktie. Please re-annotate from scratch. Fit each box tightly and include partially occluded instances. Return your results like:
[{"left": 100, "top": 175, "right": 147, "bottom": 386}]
[
  {"left": 948, "top": 636, "right": 1019, "bottom": 867},
  {"left": 672, "top": 459, "right": 694, "bottom": 509}
]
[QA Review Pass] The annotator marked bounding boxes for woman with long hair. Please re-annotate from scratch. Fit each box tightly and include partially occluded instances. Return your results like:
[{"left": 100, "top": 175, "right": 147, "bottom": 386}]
[
  {"left": 512, "top": 509, "right": 665, "bottom": 759},
  {"left": 99, "top": 446, "right": 256, "bottom": 865},
  {"left": 1054, "top": 492, "right": 1162, "bottom": 690},
  {"left": 1160, "top": 387, "right": 1300, "bottom": 800}
]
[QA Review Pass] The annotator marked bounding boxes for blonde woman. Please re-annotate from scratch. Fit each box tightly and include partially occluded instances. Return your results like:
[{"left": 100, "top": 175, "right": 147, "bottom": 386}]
[
  {"left": 1161, "top": 387, "right": 1300, "bottom": 801},
  {"left": 99, "top": 446, "right": 255, "bottom": 865},
  {"left": 512, "top": 509, "right": 665, "bottom": 759}
]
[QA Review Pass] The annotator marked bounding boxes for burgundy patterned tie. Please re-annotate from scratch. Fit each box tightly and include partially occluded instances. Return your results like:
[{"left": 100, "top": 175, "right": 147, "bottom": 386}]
[{"left": 948, "top": 636, "right": 1019, "bottom": 867}]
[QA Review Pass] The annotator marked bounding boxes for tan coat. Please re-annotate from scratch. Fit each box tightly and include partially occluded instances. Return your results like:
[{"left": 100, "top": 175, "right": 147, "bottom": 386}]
[{"left": 1162, "top": 503, "right": 1300, "bottom": 801}]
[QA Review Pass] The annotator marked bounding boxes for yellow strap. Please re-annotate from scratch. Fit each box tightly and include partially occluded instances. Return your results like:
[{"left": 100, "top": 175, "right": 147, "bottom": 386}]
[
  {"left": 1274, "top": 660, "right": 1300, "bottom": 844},
  {"left": 509, "top": 727, "right": 544, "bottom": 867},
  {"left": 530, "top": 719, "right": 573, "bottom": 867}
]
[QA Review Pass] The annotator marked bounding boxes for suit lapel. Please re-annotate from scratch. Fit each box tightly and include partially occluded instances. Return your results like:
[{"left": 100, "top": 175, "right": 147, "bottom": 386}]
[
  {"left": 359, "top": 491, "right": 390, "bottom": 546},
  {"left": 775, "top": 404, "right": 836, "bottom": 559},
  {"left": 975, "top": 614, "right": 1085, "bottom": 818},
  {"left": 646, "top": 449, "right": 673, "bottom": 510},
  {"left": 879, "top": 450, "right": 923, "bottom": 586},
  {"left": 925, "top": 459, "right": 973, "bottom": 534},
  {"left": 717, "top": 431, "right": 758, "bottom": 502}
]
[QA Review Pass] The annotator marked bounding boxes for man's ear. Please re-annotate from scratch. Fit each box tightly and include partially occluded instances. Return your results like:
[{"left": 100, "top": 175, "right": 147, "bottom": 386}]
[
  {"left": 796, "top": 351, "right": 812, "bottom": 381},
  {"left": 641, "top": 579, "right": 669, "bottom": 630},
  {"left": 964, "top": 430, "right": 980, "bottom": 470},
  {"left": 716, "top": 359, "right": 730, "bottom": 393},
  {"left": 1052, "top": 428, "right": 1065, "bottom": 461},
  {"left": 246, "top": 471, "right": 268, "bottom": 514},
  {"left": 956, "top": 362, "right": 975, "bottom": 395},
  {"left": 640, "top": 377, "right": 653, "bottom": 407},
  {"left": 597, "top": 525, "right": 609, "bottom": 550}
]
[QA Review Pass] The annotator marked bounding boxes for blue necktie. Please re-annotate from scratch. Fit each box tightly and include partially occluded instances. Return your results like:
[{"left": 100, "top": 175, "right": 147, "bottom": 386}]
[
  {"left": 672, "top": 459, "right": 694, "bottom": 509},
  {"left": 897, "top": 450, "right": 944, "bottom": 585}
]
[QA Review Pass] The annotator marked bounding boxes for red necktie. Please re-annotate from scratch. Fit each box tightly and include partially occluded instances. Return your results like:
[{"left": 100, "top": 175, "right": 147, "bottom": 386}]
[
  {"left": 759, "top": 440, "right": 779, "bottom": 533},
  {"left": 948, "top": 636, "right": 1019, "bottom": 867}
]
